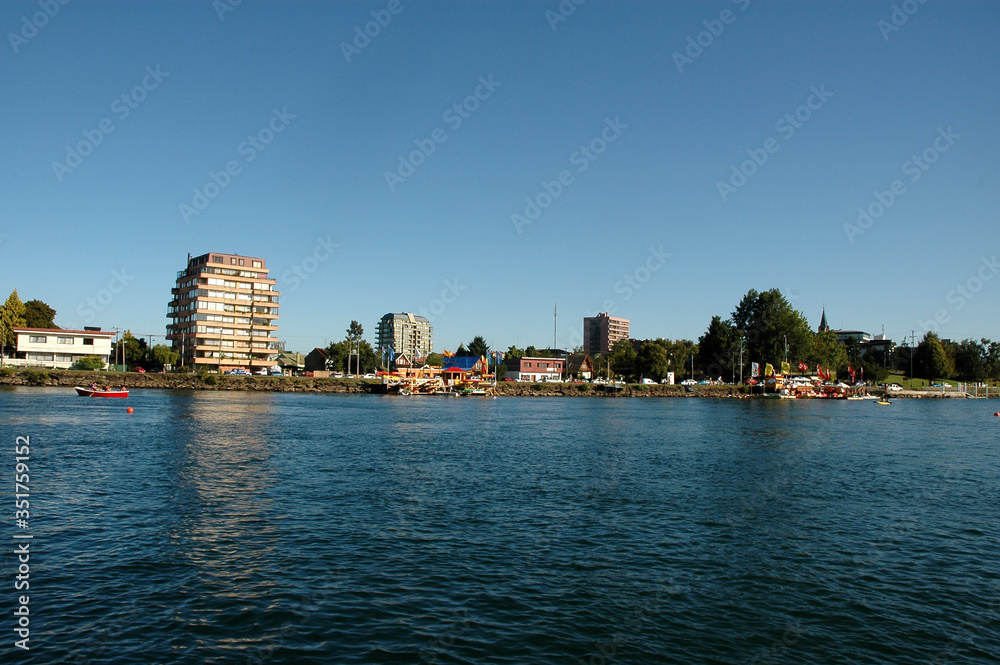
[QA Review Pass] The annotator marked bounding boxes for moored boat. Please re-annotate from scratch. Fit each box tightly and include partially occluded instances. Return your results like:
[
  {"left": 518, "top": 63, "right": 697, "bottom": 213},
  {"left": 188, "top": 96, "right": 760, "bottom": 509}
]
[{"left": 75, "top": 386, "right": 129, "bottom": 398}]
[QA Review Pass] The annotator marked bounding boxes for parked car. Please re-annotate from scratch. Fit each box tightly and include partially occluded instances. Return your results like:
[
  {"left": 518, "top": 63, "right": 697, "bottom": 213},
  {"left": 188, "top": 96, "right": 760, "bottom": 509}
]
[
  {"left": 132, "top": 366, "right": 146, "bottom": 373},
  {"left": 681, "top": 379, "right": 697, "bottom": 386},
  {"left": 228, "top": 368, "right": 250, "bottom": 375},
  {"left": 641, "top": 378, "right": 657, "bottom": 385},
  {"left": 362, "top": 373, "right": 377, "bottom": 379},
  {"left": 886, "top": 383, "right": 903, "bottom": 392},
  {"left": 254, "top": 368, "right": 267, "bottom": 375}
]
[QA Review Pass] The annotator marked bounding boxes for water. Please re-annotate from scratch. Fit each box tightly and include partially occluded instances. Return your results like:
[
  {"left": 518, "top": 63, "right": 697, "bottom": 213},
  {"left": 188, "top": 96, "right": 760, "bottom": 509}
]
[{"left": 2, "top": 387, "right": 998, "bottom": 664}]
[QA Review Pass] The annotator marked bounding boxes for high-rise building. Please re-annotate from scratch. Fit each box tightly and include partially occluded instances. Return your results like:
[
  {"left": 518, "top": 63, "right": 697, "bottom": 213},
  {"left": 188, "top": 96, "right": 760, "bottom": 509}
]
[
  {"left": 377, "top": 313, "right": 433, "bottom": 361},
  {"left": 166, "top": 252, "right": 280, "bottom": 372},
  {"left": 583, "top": 312, "right": 629, "bottom": 355}
]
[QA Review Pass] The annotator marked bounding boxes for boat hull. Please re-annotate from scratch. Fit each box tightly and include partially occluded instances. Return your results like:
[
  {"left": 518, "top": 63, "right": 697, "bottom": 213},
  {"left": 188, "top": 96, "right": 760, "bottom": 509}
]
[{"left": 75, "top": 387, "right": 129, "bottom": 398}]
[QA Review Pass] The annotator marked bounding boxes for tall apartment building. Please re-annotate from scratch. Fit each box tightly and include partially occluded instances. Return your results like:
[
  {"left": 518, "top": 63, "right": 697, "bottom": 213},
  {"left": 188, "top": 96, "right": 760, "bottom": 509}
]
[
  {"left": 377, "top": 313, "right": 433, "bottom": 361},
  {"left": 166, "top": 252, "right": 280, "bottom": 372},
  {"left": 583, "top": 312, "right": 630, "bottom": 355}
]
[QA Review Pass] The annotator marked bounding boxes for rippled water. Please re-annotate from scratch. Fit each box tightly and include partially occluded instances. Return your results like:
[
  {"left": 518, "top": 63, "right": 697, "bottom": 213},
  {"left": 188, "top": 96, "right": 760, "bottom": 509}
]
[{"left": 2, "top": 387, "right": 999, "bottom": 664}]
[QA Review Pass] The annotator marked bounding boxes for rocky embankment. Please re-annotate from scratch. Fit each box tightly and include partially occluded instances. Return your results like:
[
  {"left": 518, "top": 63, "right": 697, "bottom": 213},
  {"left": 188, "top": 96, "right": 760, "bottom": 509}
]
[
  {"left": 0, "top": 369, "right": 992, "bottom": 398},
  {"left": 0, "top": 369, "right": 378, "bottom": 393}
]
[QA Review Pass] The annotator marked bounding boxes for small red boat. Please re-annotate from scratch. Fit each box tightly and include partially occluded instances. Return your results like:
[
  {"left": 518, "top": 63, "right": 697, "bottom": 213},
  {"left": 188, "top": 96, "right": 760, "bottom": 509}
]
[{"left": 75, "top": 386, "right": 129, "bottom": 398}]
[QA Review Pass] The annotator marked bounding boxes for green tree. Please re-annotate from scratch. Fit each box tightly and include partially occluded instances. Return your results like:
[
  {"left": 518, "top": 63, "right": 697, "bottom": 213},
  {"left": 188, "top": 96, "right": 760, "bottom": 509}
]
[
  {"left": 455, "top": 343, "right": 469, "bottom": 356},
  {"left": 425, "top": 352, "right": 444, "bottom": 367},
  {"left": 356, "top": 340, "right": 379, "bottom": 373},
  {"left": 345, "top": 320, "right": 365, "bottom": 374},
  {"left": 983, "top": 339, "right": 1000, "bottom": 380},
  {"left": 732, "top": 288, "right": 813, "bottom": 370},
  {"left": 636, "top": 341, "right": 670, "bottom": 381},
  {"left": 947, "top": 339, "right": 986, "bottom": 381},
  {"left": 506, "top": 345, "right": 523, "bottom": 360},
  {"left": 150, "top": 344, "right": 180, "bottom": 369},
  {"left": 660, "top": 338, "right": 699, "bottom": 380},
  {"left": 0, "top": 289, "right": 27, "bottom": 360},
  {"left": 113, "top": 331, "right": 145, "bottom": 368},
  {"left": 23, "top": 300, "right": 59, "bottom": 329},
  {"left": 698, "top": 316, "right": 738, "bottom": 382},
  {"left": 609, "top": 339, "right": 637, "bottom": 382},
  {"left": 915, "top": 332, "right": 954, "bottom": 380},
  {"left": 467, "top": 335, "right": 489, "bottom": 358},
  {"left": 326, "top": 340, "right": 349, "bottom": 372},
  {"left": 810, "top": 330, "right": 847, "bottom": 375},
  {"left": 523, "top": 345, "right": 538, "bottom": 357}
]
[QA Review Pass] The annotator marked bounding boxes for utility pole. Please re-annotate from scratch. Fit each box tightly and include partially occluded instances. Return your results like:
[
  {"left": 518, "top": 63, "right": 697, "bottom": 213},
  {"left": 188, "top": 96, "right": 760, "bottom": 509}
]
[{"left": 910, "top": 330, "right": 916, "bottom": 384}]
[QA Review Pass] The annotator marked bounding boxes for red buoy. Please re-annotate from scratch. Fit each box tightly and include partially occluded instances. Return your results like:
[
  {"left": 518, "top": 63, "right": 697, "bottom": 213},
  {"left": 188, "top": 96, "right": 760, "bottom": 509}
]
[
  {"left": 127, "top": 407, "right": 134, "bottom": 414},
  {"left": 994, "top": 412, "right": 999, "bottom": 417}
]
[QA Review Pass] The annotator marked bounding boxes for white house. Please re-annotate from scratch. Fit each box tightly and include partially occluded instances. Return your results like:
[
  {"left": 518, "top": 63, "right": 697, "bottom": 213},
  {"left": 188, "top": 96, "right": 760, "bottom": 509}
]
[{"left": 10, "top": 327, "right": 114, "bottom": 369}]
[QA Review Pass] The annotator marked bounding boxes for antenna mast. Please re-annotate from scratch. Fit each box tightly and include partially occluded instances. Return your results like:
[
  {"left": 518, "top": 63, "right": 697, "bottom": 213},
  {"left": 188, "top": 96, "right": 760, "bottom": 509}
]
[{"left": 553, "top": 302, "right": 558, "bottom": 351}]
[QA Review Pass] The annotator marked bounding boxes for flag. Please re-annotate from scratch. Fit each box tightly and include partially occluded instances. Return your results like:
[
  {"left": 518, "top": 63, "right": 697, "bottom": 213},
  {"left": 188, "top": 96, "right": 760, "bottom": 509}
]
[
  {"left": 798, "top": 361, "right": 808, "bottom": 372},
  {"left": 751, "top": 362, "right": 760, "bottom": 377},
  {"left": 442, "top": 349, "right": 453, "bottom": 358},
  {"left": 781, "top": 361, "right": 790, "bottom": 375},
  {"left": 860, "top": 366, "right": 864, "bottom": 381},
  {"left": 765, "top": 363, "right": 774, "bottom": 377},
  {"left": 848, "top": 365, "right": 856, "bottom": 381}
]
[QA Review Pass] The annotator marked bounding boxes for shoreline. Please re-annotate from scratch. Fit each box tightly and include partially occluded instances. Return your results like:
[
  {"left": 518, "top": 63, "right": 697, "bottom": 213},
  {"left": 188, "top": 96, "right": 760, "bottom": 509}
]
[{"left": 0, "top": 370, "right": 992, "bottom": 399}]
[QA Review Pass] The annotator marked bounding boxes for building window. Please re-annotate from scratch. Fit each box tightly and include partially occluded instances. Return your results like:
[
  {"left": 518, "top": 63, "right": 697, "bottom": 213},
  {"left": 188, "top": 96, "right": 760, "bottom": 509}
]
[
  {"left": 239, "top": 259, "right": 244, "bottom": 266},
  {"left": 58, "top": 337, "right": 74, "bottom": 344},
  {"left": 214, "top": 256, "right": 223, "bottom": 263},
  {"left": 83, "top": 338, "right": 94, "bottom": 345},
  {"left": 252, "top": 260, "right": 262, "bottom": 268},
  {"left": 28, "top": 335, "right": 47, "bottom": 343}
]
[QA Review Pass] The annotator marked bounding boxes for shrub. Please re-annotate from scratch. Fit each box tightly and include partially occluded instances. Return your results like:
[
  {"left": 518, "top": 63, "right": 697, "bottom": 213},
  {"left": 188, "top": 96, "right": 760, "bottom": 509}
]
[
  {"left": 577, "top": 383, "right": 591, "bottom": 392},
  {"left": 72, "top": 355, "right": 105, "bottom": 370},
  {"left": 0, "top": 367, "right": 14, "bottom": 378},
  {"left": 20, "top": 369, "right": 50, "bottom": 385},
  {"left": 531, "top": 383, "right": 544, "bottom": 391}
]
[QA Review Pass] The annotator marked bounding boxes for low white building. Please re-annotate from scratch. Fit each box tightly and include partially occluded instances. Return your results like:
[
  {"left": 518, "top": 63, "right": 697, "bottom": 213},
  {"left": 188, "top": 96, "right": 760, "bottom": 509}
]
[
  {"left": 505, "top": 356, "right": 565, "bottom": 382},
  {"left": 10, "top": 327, "right": 114, "bottom": 369}
]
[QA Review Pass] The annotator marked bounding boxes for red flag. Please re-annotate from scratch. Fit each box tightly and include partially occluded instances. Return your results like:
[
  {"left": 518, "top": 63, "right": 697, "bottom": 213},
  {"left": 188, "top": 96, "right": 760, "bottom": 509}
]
[
  {"left": 798, "top": 361, "right": 808, "bottom": 372},
  {"left": 848, "top": 365, "right": 856, "bottom": 380}
]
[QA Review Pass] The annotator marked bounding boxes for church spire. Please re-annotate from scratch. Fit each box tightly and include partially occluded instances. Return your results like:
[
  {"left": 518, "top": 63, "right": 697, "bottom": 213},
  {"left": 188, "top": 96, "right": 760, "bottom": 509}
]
[{"left": 818, "top": 306, "right": 830, "bottom": 333}]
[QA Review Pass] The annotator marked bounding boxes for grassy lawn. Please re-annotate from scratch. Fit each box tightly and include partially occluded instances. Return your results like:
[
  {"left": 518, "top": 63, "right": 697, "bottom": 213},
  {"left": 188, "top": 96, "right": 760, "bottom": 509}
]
[{"left": 883, "top": 371, "right": 998, "bottom": 389}]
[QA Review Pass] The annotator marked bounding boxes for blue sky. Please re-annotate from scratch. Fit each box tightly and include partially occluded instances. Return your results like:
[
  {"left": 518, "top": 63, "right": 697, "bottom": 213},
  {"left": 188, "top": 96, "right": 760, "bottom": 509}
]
[{"left": 2, "top": 0, "right": 998, "bottom": 353}]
